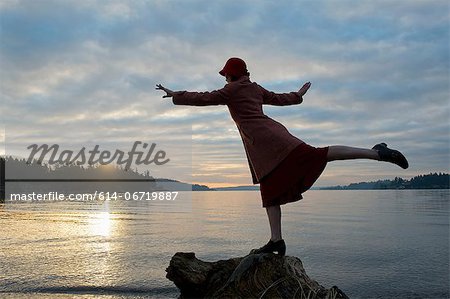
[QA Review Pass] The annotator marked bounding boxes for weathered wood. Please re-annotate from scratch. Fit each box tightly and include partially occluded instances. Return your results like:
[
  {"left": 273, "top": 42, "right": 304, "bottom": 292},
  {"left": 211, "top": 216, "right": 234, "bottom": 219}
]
[{"left": 166, "top": 252, "right": 349, "bottom": 299}]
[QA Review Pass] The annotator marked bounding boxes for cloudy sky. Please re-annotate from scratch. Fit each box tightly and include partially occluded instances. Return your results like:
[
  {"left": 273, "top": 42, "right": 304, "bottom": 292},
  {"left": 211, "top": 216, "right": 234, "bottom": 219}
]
[{"left": 1, "top": 0, "right": 448, "bottom": 187}]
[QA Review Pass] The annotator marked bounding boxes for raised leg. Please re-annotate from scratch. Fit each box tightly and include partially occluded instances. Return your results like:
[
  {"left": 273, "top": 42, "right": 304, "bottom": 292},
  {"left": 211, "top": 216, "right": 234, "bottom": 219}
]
[
  {"left": 327, "top": 145, "right": 379, "bottom": 162},
  {"left": 327, "top": 144, "right": 409, "bottom": 169}
]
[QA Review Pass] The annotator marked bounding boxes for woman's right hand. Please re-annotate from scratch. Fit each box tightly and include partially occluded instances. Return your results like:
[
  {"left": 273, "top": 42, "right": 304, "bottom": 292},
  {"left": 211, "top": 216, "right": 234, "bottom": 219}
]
[
  {"left": 298, "top": 82, "right": 311, "bottom": 97},
  {"left": 156, "top": 84, "right": 175, "bottom": 98}
]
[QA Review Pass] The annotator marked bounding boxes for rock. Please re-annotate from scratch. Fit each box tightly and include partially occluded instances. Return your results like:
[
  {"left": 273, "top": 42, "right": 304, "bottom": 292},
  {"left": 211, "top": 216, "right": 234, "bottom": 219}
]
[{"left": 166, "top": 252, "right": 349, "bottom": 299}]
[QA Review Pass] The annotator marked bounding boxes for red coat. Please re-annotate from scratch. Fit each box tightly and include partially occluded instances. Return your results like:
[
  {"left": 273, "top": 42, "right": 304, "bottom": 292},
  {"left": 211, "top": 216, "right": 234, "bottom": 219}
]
[{"left": 172, "top": 76, "right": 304, "bottom": 184}]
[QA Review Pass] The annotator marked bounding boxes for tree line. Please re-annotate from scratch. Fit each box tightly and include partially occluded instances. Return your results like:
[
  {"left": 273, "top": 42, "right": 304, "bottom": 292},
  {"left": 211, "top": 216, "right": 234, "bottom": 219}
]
[{"left": 321, "top": 173, "right": 449, "bottom": 190}]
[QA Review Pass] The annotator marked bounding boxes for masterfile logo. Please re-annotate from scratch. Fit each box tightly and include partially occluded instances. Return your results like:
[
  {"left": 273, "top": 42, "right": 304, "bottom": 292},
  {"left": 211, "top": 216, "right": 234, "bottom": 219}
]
[{"left": 26, "top": 141, "right": 170, "bottom": 170}]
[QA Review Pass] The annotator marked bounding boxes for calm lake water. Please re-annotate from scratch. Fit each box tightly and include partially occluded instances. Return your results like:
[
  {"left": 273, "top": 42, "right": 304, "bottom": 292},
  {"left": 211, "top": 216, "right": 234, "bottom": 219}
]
[{"left": 0, "top": 190, "right": 448, "bottom": 299}]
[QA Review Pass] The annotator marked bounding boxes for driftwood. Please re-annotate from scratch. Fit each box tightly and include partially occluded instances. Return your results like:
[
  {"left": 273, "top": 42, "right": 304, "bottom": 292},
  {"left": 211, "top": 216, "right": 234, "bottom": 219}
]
[{"left": 166, "top": 252, "right": 349, "bottom": 299}]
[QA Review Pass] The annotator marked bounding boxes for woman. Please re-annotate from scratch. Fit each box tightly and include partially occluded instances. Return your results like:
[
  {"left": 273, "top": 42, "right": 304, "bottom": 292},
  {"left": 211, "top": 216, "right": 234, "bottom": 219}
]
[{"left": 156, "top": 57, "right": 408, "bottom": 256}]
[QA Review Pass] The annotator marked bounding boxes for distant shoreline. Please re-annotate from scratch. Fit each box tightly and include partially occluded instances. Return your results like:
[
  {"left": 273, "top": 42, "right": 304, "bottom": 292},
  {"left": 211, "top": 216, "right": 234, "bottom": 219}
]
[
  {"left": 2, "top": 158, "right": 448, "bottom": 194},
  {"left": 204, "top": 173, "right": 449, "bottom": 191},
  {"left": 205, "top": 186, "right": 450, "bottom": 192}
]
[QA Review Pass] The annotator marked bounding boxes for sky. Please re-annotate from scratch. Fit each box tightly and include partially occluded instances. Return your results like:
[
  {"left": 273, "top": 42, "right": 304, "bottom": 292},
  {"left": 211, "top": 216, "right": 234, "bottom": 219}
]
[{"left": 1, "top": 0, "right": 449, "bottom": 188}]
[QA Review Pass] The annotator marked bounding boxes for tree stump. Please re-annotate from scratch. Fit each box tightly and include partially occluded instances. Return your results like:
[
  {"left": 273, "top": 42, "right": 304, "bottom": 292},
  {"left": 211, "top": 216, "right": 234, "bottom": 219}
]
[{"left": 166, "top": 252, "right": 349, "bottom": 298}]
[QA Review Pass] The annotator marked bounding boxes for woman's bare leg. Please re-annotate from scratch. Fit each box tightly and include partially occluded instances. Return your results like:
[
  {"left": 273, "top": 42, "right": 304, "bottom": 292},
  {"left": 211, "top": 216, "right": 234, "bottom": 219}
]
[
  {"left": 259, "top": 145, "right": 407, "bottom": 252},
  {"left": 327, "top": 145, "right": 379, "bottom": 161},
  {"left": 265, "top": 147, "right": 378, "bottom": 243},
  {"left": 266, "top": 205, "right": 282, "bottom": 241},
  {"left": 252, "top": 205, "right": 286, "bottom": 255}
]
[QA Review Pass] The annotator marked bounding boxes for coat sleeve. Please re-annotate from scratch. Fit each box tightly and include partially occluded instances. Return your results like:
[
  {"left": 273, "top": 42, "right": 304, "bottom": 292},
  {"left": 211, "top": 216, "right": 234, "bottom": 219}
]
[
  {"left": 259, "top": 85, "right": 303, "bottom": 106},
  {"left": 172, "top": 84, "right": 232, "bottom": 106}
]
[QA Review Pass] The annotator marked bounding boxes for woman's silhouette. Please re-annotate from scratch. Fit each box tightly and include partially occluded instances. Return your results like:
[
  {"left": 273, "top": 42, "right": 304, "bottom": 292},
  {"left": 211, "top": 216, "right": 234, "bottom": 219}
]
[{"left": 156, "top": 57, "right": 408, "bottom": 255}]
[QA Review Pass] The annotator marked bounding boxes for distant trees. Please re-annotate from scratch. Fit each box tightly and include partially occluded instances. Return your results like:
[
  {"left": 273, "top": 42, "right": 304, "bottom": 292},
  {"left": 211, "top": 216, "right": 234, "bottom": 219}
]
[
  {"left": 408, "top": 173, "right": 449, "bottom": 189},
  {"left": 3, "top": 155, "right": 154, "bottom": 179},
  {"left": 2, "top": 156, "right": 449, "bottom": 190},
  {"left": 322, "top": 173, "right": 449, "bottom": 190},
  {"left": 1, "top": 156, "right": 161, "bottom": 197}
]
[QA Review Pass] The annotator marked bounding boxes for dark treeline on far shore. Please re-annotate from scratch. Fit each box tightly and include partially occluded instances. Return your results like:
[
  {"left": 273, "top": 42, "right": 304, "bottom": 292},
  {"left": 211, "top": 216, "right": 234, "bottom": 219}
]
[
  {"left": 1, "top": 157, "right": 448, "bottom": 191},
  {"left": 0, "top": 156, "right": 206, "bottom": 195},
  {"left": 319, "top": 173, "right": 449, "bottom": 190},
  {"left": 2, "top": 156, "right": 153, "bottom": 179}
]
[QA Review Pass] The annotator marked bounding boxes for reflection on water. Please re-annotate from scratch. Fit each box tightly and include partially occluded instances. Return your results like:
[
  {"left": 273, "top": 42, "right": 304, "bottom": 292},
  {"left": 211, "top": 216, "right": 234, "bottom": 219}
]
[
  {"left": 88, "top": 211, "right": 113, "bottom": 237},
  {"left": 0, "top": 190, "right": 448, "bottom": 299}
]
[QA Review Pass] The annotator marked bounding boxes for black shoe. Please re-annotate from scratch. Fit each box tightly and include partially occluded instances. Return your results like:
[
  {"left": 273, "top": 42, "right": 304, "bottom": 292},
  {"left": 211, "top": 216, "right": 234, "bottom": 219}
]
[
  {"left": 372, "top": 143, "right": 409, "bottom": 169},
  {"left": 250, "top": 239, "right": 286, "bottom": 256}
]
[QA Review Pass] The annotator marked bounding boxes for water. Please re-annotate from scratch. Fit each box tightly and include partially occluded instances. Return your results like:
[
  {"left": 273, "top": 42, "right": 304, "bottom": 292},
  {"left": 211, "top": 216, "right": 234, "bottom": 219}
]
[{"left": 0, "top": 190, "right": 448, "bottom": 299}]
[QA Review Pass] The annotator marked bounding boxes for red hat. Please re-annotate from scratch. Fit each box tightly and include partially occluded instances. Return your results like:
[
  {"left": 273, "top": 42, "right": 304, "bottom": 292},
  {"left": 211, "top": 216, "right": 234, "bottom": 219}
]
[{"left": 219, "top": 57, "right": 248, "bottom": 77}]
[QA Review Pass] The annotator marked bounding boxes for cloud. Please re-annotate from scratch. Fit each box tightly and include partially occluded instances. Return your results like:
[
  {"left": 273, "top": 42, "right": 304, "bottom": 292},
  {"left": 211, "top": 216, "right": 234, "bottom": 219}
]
[{"left": 1, "top": 0, "right": 448, "bottom": 186}]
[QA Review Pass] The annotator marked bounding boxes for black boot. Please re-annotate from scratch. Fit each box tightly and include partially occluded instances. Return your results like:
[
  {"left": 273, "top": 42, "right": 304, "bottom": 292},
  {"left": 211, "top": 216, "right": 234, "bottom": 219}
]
[
  {"left": 372, "top": 143, "right": 409, "bottom": 169},
  {"left": 250, "top": 239, "right": 286, "bottom": 256}
]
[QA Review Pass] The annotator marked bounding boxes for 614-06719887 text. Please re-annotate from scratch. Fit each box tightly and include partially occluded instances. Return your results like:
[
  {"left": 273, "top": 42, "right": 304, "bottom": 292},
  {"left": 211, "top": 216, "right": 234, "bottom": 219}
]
[
  {"left": 8, "top": 191, "right": 179, "bottom": 201},
  {"left": 98, "top": 191, "right": 178, "bottom": 201}
]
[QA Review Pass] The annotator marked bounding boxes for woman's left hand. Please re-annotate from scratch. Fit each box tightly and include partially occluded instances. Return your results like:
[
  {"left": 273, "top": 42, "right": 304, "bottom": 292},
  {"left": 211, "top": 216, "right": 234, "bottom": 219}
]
[
  {"left": 298, "top": 82, "right": 311, "bottom": 97},
  {"left": 156, "top": 84, "right": 175, "bottom": 98}
]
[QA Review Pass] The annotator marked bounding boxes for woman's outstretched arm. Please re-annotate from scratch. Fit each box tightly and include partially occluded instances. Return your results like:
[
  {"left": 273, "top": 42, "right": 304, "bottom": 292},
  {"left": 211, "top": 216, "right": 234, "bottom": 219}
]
[
  {"left": 156, "top": 83, "right": 231, "bottom": 106},
  {"left": 156, "top": 84, "right": 175, "bottom": 98},
  {"left": 262, "top": 82, "right": 311, "bottom": 106}
]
